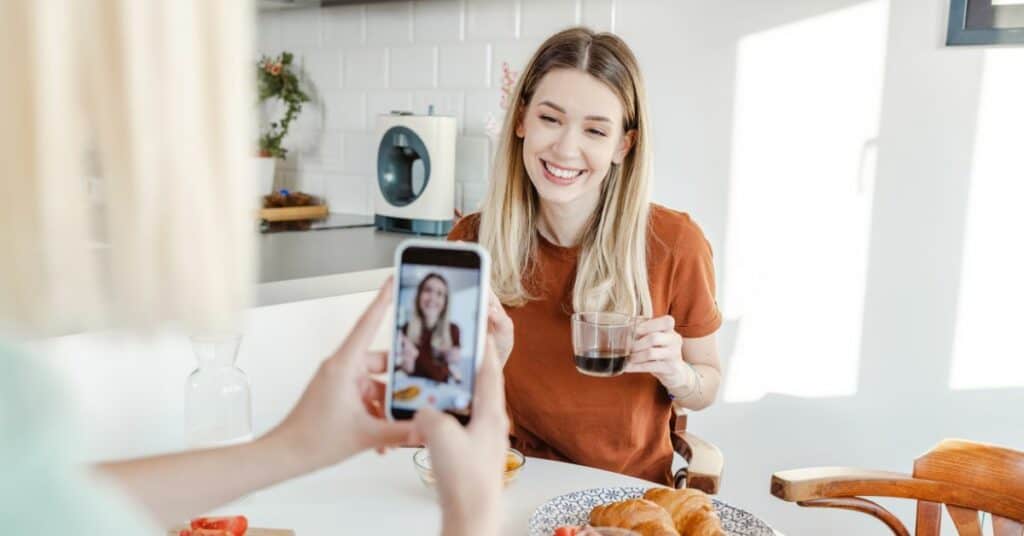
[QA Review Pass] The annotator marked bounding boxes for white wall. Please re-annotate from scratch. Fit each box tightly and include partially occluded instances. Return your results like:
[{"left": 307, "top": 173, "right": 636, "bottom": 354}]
[
  {"left": 259, "top": 1, "right": 1024, "bottom": 534},
  {"left": 614, "top": 0, "right": 1024, "bottom": 534}
]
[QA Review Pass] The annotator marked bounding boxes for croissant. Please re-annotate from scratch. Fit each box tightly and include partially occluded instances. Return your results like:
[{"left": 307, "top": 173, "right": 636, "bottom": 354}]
[
  {"left": 643, "top": 488, "right": 725, "bottom": 536},
  {"left": 589, "top": 498, "right": 680, "bottom": 536}
]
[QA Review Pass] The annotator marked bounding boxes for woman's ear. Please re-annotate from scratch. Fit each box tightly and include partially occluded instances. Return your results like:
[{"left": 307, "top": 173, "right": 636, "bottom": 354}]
[
  {"left": 612, "top": 129, "right": 637, "bottom": 165},
  {"left": 514, "top": 99, "right": 528, "bottom": 138}
]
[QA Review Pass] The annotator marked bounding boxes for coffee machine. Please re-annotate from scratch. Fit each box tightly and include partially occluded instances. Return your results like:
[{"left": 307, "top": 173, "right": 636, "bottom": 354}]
[{"left": 374, "top": 111, "right": 456, "bottom": 235}]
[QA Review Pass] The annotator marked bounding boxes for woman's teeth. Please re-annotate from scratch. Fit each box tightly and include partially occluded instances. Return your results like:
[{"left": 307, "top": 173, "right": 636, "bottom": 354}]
[{"left": 544, "top": 160, "right": 584, "bottom": 179}]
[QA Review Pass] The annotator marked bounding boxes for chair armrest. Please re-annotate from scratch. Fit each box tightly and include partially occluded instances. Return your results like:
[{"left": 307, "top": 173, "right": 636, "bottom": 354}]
[
  {"left": 771, "top": 467, "right": 913, "bottom": 502},
  {"left": 673, "top": 431, "right": 723, "bottom": 494},
  {"left": 770, "top": 466, "right": 1024, "bottom": 521}
]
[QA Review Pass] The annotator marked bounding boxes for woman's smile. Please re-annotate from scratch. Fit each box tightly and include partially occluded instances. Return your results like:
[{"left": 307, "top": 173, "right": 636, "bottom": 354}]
[{"left": 540, "top": 158, "right": 588, "bottom": 186}]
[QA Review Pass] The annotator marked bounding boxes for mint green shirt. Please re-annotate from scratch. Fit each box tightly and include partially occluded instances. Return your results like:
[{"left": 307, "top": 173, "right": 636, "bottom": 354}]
[{"left": 0, "top": 343, "right": 159, "bottom": 534}]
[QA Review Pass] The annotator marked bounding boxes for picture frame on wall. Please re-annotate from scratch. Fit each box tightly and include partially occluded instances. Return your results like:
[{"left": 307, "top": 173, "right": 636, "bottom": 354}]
[{"left": 947, "top": 0, "right": 1024, "bottom": 45}]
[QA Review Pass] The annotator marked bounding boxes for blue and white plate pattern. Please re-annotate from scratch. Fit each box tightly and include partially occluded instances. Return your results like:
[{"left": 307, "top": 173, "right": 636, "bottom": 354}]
[{"left": 528, "top": 486, "right": 775, "bottom": 536}]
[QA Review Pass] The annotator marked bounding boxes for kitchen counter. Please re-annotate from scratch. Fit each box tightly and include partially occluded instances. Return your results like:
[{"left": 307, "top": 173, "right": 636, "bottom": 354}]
[{"left": 256, "top": 225, "right": 442, "bottom": 306}]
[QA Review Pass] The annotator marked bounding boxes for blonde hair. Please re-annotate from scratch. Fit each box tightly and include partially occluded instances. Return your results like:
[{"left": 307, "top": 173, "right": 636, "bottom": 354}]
[
  {"left": 406, "top": 273, "right": 454, "bottom": 350},
  {"left": 479, "top": 27, "right": 653, "bottom": 316},
  {"left": 0, "top": 1, "right": 254, "bottom": 337}
]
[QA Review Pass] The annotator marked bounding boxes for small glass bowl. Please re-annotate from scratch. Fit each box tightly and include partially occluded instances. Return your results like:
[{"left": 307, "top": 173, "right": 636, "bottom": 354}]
[{"left": 412, "top": 447, "right": 526, "bottom": 488}]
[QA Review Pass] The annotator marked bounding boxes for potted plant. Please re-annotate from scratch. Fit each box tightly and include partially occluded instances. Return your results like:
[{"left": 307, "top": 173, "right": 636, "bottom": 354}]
[{"left": 255, "top": 52, "right": 310, "bottom": 194}]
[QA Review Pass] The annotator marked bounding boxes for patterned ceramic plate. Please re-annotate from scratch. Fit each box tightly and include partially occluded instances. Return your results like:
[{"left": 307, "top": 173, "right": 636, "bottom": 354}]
[{"left": 528, "top": 486, "right": 775, "bottom": 536}]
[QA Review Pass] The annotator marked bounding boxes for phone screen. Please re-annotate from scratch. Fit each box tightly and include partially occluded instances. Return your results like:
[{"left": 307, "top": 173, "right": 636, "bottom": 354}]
[{"left": 389, "top": 245, "right": 484, "bottom": 424}]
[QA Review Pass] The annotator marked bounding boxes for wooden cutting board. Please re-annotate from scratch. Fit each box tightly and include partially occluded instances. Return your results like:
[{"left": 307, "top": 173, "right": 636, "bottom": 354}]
[
  {"left": 259, "top": 204, "right": 328, "bottom": 222},
  {"left": 168, "top": 529, "right": 294, "bottom": 535}
]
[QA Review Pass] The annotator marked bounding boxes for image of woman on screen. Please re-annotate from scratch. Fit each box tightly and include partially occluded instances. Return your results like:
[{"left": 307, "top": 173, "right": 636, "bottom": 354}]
[{"left": 399, "top": 273, "right": 463, "bottom": 383}]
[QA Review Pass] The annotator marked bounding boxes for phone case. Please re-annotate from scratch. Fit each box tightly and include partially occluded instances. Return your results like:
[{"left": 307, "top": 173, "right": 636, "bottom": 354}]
[{"left": 384, "top": 239, "right": 491, "bottom": 423}]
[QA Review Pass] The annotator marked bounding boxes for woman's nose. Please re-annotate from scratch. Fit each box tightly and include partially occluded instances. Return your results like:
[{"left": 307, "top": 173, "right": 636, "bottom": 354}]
[{"left": 552, "top": 128, "right": 582, "bottom": 160}]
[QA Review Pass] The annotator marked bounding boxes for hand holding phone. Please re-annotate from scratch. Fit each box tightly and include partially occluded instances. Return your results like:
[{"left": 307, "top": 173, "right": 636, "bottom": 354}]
[
  {"left": 398, "top": 333, "right": 418, "bottom": 373},
  {"left": 412, "top": 337, "right": 509, "bottom": 535},
  {"left": 266, "top": 278, "right": 416, "bottom": 470}
]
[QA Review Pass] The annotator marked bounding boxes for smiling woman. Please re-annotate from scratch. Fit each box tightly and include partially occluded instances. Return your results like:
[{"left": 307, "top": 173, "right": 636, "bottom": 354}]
[{"left": 448, "top": 27, "right": 724, "bottom": 485}]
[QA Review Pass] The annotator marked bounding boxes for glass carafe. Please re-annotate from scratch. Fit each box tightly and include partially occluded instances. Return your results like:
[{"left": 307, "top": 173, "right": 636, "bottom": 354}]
[{"left": 185, "top": 334, "right": 252, "bottom": 448}]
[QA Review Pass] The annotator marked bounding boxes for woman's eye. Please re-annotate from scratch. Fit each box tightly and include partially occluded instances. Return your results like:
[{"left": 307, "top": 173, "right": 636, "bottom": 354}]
[
  {"left": 587, "top": 129, "right": 607, "bottom": 137},
  {"left": 540, "top": 115, "right": 558, "bottom": 124}
]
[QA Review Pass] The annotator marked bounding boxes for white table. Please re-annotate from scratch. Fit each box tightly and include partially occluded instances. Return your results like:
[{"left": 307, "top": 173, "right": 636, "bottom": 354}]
[
  {"left": 202, "top": 449, "right": 655, "bottom": 535},
  {"left": 34, "top": 292, "right": 777, "bottom": 535}
]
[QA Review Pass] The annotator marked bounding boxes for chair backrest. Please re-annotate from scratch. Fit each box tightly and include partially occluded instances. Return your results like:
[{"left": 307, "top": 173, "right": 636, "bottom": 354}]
[{"left": 912, "top": 439, "right": 1024, "bottom": 536}]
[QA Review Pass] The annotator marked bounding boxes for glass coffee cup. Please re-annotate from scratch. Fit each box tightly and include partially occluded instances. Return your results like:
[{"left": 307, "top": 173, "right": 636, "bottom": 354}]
[{"left": 571, "top": 312, "right": 636, "bottom": 377}]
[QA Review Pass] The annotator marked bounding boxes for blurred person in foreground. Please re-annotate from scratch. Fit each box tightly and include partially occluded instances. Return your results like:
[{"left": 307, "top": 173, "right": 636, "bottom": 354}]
[{"left": 0, "top": 1, "right": 507, "bottom": 534}]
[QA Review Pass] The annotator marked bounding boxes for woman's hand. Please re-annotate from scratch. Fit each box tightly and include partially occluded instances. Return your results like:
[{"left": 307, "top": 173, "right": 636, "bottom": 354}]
[
  {"left": 486, "top": 290, "right": 514, "bottom": 365},
  {"left": 444, "top": 345, "right": 462, "bottom": 365},
  {"left": 399, "top": 333, "right": 418, "bottom": 373},
  {"left": 266, "top": 278, "right": 418, "bottom": 471},
  {"left": 413, "top": 337, "right": 509, "bottom": 536},
  {"left": 96, "top": 278, "right": 418, "bottom": 526},
  {"left": 623, "top": 315, "right": 695, "bottom": 392}
]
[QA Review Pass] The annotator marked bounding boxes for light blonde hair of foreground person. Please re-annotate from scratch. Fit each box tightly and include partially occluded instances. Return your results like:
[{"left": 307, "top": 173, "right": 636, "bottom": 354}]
[{"left": 0, "top": 0, "right": 255, "bottom": 337}]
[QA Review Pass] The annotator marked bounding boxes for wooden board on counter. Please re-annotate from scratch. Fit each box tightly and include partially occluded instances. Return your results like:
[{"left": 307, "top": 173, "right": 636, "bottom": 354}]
[
  {"left": 259, "top": 204, "right": 329, "bottom": 222},
  {"left": 168, "top": 528, "right": 294, "bottom": 536}
]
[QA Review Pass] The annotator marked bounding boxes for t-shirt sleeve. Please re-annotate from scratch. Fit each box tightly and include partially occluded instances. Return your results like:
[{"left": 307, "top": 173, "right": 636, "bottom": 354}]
[
  {"left": 447, "top": 213, "right": 480, "bottom": 242},
  {"left": 669, "top": 222, "right": 723, "bottom": 338}
]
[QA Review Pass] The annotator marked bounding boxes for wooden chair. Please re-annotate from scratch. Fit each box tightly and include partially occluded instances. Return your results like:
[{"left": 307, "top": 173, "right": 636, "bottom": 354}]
[
  {"left": 671, "top": 413, "right": 724, "bottom": 495},
  {"left": 770, "top": 438, "right": 1024, "bottom": 535}
]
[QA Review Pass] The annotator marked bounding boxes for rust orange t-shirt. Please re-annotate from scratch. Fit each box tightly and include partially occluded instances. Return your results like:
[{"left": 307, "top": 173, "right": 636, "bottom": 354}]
[{"left": 447, "top": 204, "right": 722, "bottom": 484}]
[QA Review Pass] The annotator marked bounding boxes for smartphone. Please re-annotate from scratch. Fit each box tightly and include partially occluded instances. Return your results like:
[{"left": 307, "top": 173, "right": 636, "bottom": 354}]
[{"left": 386, "top": 239, "right": 491, "bottom": 425}]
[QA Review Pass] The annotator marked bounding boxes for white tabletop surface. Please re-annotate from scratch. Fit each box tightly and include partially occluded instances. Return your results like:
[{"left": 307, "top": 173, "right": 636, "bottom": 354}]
[
  {"left": 32, "top": 291, "right": 777, "bottom": 535},
  {"left": 203, "top": 448, "right": 655, "bottom": 535}
]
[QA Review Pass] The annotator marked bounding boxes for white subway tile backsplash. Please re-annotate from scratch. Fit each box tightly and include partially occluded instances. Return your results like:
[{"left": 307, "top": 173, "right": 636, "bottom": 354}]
[
  {"left": 464, "top": 89, "right": 503, "bottom": 135},
  {"left": 342, "top": 132, "right": 379, "bottom": 176},
  {"left": 344, "top": 48, "right": 388, "bottom": 89},
  {"left": 367, "top": 91, "right": 414, "bottom": 127},
  {"left": 466, "top": 0, "right": 517, "bottom": 41},
  {"left": 257, "top": 15, "right": 282, "bottom": 55},
  {"left": 490, "top": 41, "right": 536, "bottom": 89},
  {"left": 296, "top": 170, "right": 327, "bottom": 196},
  {"left": 366, "top": 2, "right": 413, "bottom": 46},
  {"left": 414, "top": 0, "right": 464, "bottom": 43},
  {"left": 323, "top": 90, "right": 367, "bottom": 131},
  {"left": 277, "top": 8, "right": 322, "bottom": 48},
  {"left": 460, "top": 179, "right": 489, "bottom": 213},
  {"left": 313, "top": 130, "right": 343, "bottom": 167},
  {"left": 291, "top": 105, "right": 324, "bottom": 135},
  {"left": 412, "top": 91, "right": 465, "bottom": 126},
  {"left": 439, "top": 44, "right": 490, "bottom": 89},
  {"left": 389, "top": 46, "right": 437, "bottom": 89},
  {"left": 581, "top": 0, "right": 614, "bottom": 32},
  {"left": 520, "top": 0, "right": 579, "bottom": 39},
  {"left": 321, "top": 5, "right": 365, "bottom": 46},
  {"left": 456, "top": 135, "right": 491, "bottom": 184},
  {"left": 325, "top": 175, "right": 375, "bottom": 214},
  {"left": 300, "top": 49, "right": 343, "bottom": 92}
]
